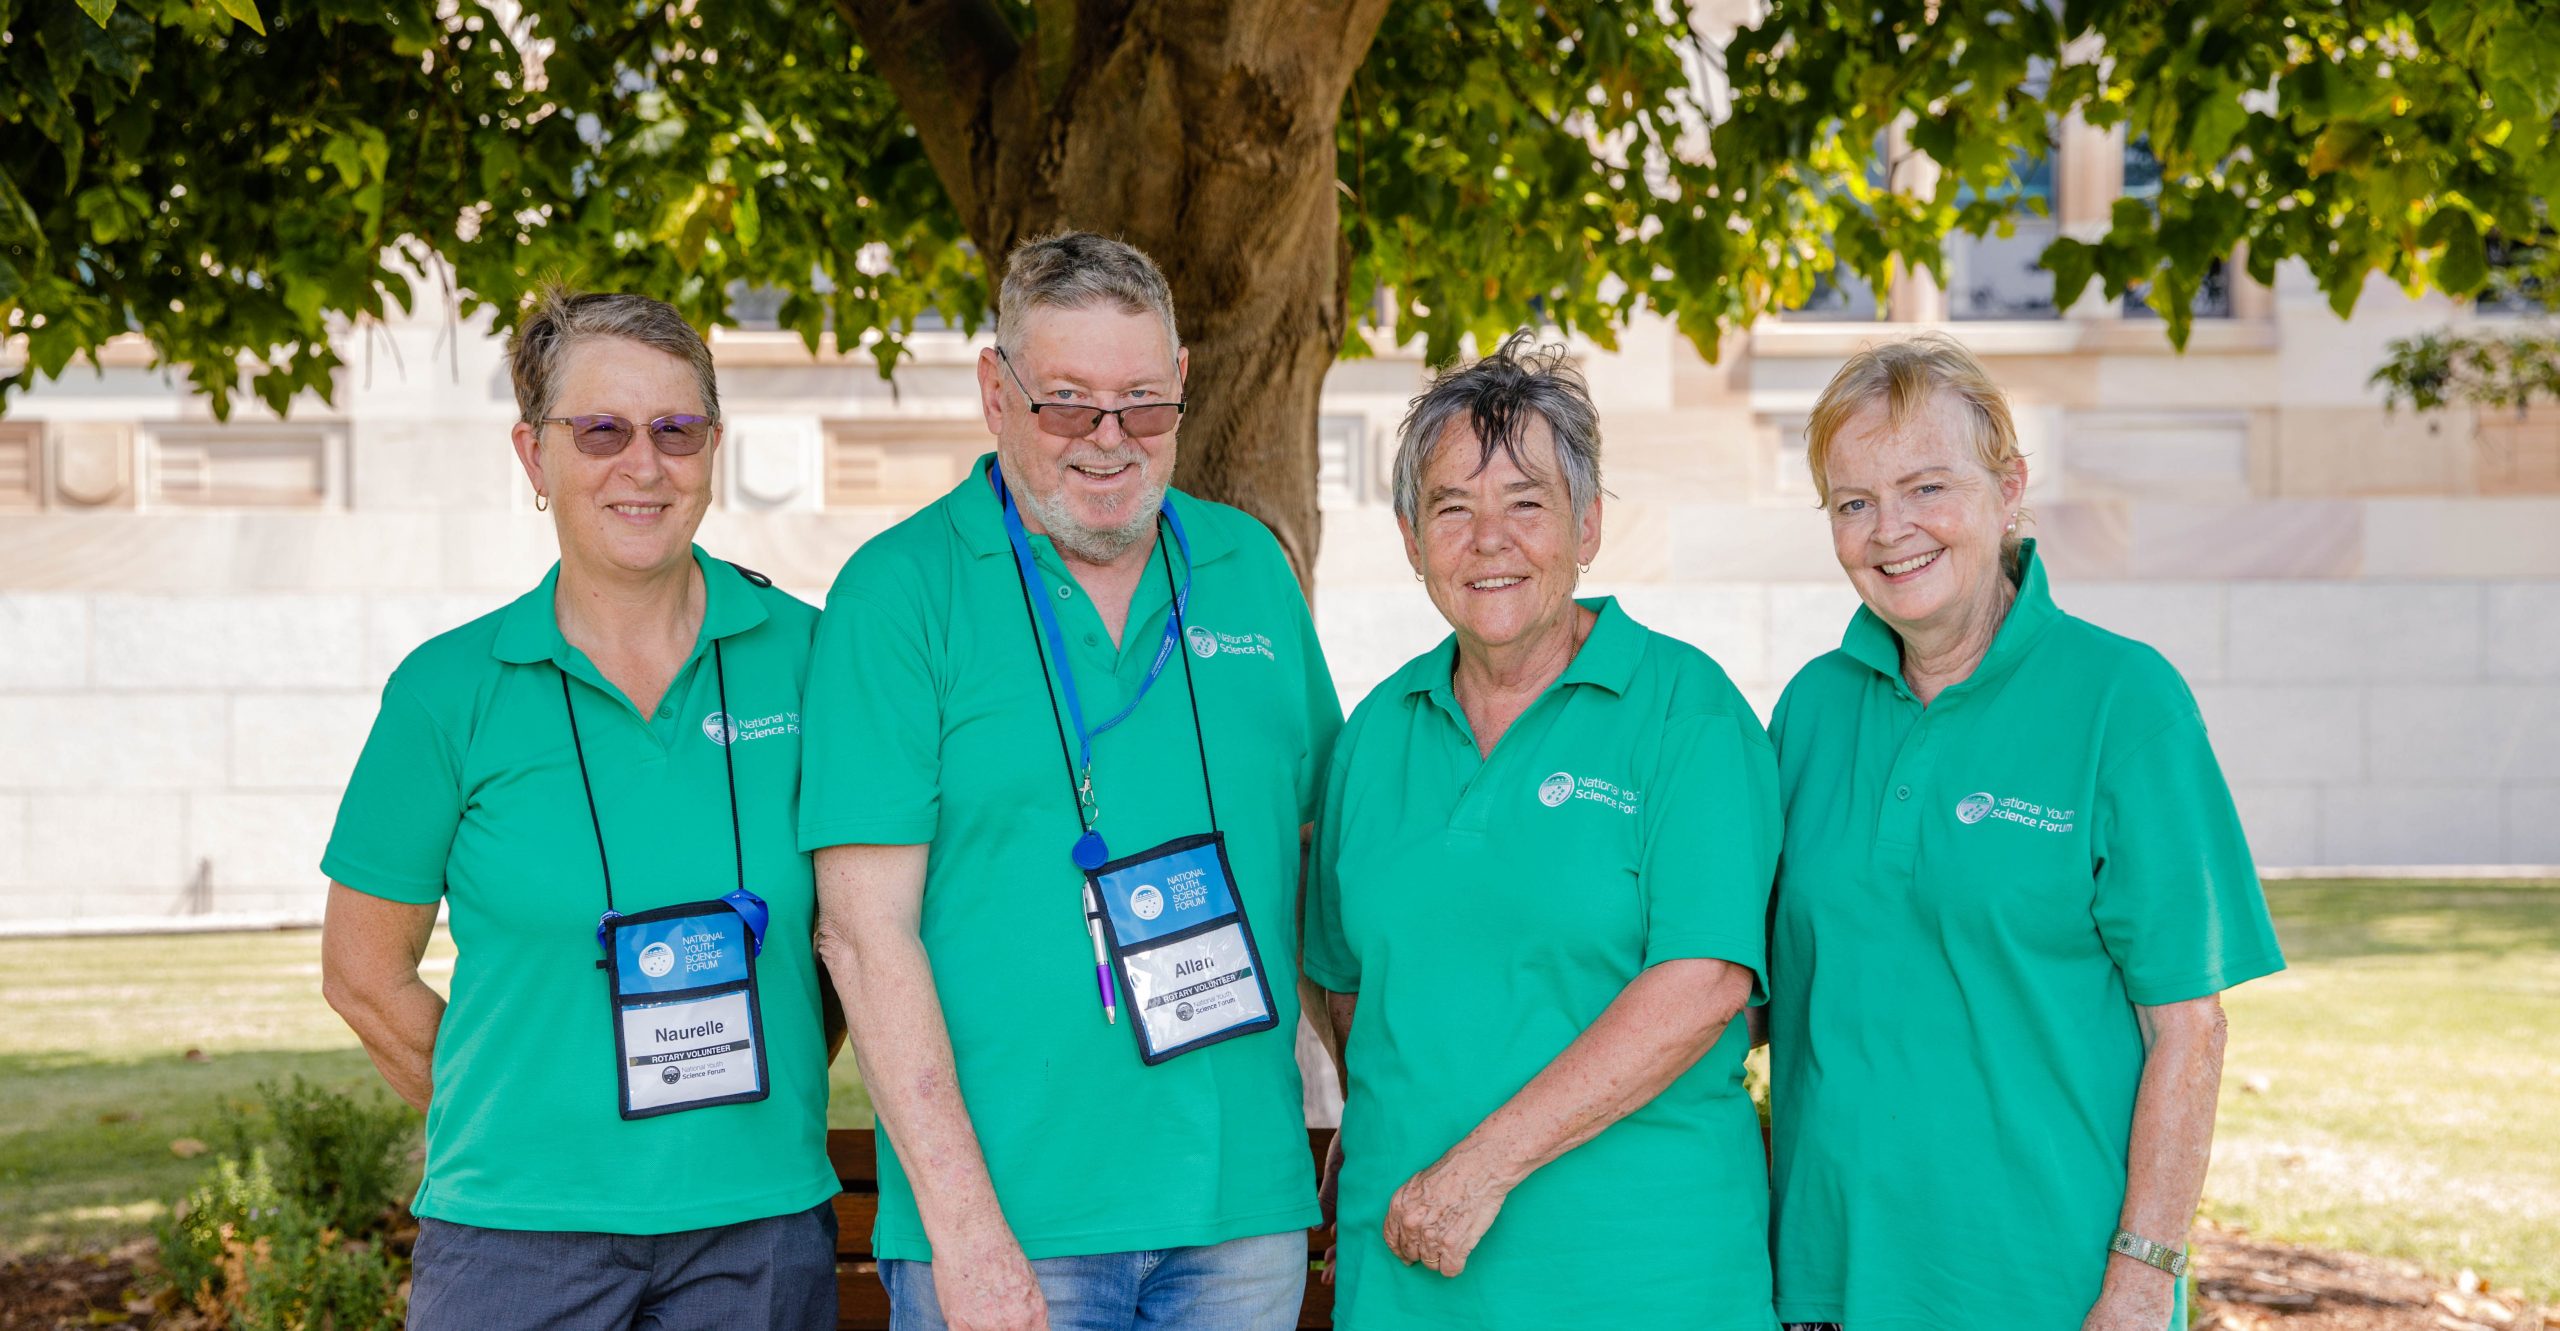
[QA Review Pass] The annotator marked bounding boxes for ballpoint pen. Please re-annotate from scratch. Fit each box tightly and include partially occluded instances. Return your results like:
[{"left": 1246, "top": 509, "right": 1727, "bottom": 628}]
[{"left": 1083, "top": 882, "right": 1117, "bottom": 1024}]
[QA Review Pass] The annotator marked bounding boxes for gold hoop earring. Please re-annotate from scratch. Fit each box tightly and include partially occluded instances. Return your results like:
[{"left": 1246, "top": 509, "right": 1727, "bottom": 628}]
[
  {"left": 535, "top": 492, "right": 549, "bottom": 512},
  {"left": 1578, "top": 562, "right": 1591, "bottom": 574}
]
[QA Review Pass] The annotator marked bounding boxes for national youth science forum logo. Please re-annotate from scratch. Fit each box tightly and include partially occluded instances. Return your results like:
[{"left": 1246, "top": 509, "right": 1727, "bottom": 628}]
[
  {"left": 1538, "top": 771, "right": 1575, "bottom": 808},
  {"left": 1186, "top": 625, "right": 1218, "bottom": 659},
  {"left": 1956, "top": 791, "right": 1997, "bottom": 825}
]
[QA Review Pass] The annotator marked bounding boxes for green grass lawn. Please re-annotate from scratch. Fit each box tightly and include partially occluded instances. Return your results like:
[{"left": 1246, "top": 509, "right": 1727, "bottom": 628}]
[
  {"left": 0, "top": 927, "right": 869, "bottom": 1256},
  {"left": 4, "top": 882, "right": 2553, "bottom": 1301},
  {"left": 2207, "top": 879, "right": 2560, "bottom": 1300}
]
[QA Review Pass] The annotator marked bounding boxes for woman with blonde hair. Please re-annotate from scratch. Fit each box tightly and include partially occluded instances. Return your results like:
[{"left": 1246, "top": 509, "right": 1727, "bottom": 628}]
[{"left": 1764, "top": 334, "right": 2285, "bottom": 1331}]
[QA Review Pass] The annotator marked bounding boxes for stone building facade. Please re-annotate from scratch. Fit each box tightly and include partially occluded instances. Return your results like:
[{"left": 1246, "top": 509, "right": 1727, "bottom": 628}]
[{"left": 3, "top": 207, "right": 2556, "bottom": 926}]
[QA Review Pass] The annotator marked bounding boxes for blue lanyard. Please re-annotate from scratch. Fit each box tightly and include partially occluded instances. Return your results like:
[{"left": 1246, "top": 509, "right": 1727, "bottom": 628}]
[
  {"left": 989, "top": 462, "right": 1209, "bottom": 869},
  {"left": 992, "top": 463, "right": 1195, "bottom": 772}
]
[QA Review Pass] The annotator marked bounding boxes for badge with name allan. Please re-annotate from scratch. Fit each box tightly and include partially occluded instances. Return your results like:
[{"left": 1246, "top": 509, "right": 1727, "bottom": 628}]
[{"left": 1089, "top": 832, "right": 1277, "bottom": 1064}]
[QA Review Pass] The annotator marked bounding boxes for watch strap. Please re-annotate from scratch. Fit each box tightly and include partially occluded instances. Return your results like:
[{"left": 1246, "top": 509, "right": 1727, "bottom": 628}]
[{"left": 2108, "top": 1228, "right": 2189, "bottom": 1277}]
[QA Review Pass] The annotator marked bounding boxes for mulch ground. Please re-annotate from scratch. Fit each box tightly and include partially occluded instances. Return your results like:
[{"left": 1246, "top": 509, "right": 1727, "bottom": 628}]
[
  {"left": 2193, "top": 1223, "right": 2550, "bottom": 1331},
  {"left": 0, "top": 1224, "right": 2547, "bottom": 1328}
]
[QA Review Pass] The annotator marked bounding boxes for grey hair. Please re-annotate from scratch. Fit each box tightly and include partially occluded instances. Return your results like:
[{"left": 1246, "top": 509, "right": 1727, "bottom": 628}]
[
  {"left": 1392, "top": 330, "right": 1602, "bottom": 527},
  {"left": 994, "top": 231, "right": 1181, "bottom": 353},
  {"left": 509, "top": 285, "right": 721, "bottom": 425}
]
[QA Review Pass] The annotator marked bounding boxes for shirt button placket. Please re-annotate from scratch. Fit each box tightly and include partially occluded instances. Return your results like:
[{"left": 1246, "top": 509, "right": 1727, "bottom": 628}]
[{"left": 1880, "top": 718, "right": 1929, "bottom": 846}]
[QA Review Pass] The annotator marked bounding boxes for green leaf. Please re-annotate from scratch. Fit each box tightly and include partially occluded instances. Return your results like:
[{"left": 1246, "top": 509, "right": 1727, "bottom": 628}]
[
  {"left": 733, "top": 184, "right": 761, "bottom": 252},
  {"left": 71, "top": 183, "right": 148, "bottom": 244},
  {"left": 2183, "top": 91, "right": 2245, "bottom": 170},
  {"left": 2307, "top": 123, "right": 2374, "bottom": 176},
  {"left": 2431, "top": 209, "right": 2488, "bottom": 295},
  {"left": 75, "top": 0, "right": 114, "bottom": 26},
  {"left": 213, "top": 0, "right": 265, "bottom": 35},
  {"left": 2042, "top": 236, "right": 2097, "bottom": 310},
  {"left": 322, "top": 134, "right": 366, "bottom": 187}
]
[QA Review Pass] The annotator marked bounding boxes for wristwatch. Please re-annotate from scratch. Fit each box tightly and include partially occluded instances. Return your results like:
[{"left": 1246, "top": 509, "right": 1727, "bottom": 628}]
[{"left": 2108, "top": 1229, "right": 2188, "bottom": 1277}]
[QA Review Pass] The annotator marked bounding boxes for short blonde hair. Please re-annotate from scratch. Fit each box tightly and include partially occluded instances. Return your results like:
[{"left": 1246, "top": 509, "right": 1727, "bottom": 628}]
[{"left": 1804, "top": 333, "right": 2023, "bottom": 510}]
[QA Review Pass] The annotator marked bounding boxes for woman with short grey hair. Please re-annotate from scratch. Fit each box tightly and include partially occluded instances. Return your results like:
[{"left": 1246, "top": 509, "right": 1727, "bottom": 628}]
[{"left": 1306, "top": 331, "right": 1783, "bottom": 1328}]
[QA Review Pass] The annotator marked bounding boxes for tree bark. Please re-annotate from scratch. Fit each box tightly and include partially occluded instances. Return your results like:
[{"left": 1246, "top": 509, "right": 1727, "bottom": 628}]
[{"left": 838, "top": 0, "right": 1392, "bottom": 583}]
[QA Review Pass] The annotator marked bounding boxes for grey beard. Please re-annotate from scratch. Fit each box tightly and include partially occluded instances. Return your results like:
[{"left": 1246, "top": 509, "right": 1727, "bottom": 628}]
[{"left": 1017, "top": 477, "right": 1166, "bottom": 564}]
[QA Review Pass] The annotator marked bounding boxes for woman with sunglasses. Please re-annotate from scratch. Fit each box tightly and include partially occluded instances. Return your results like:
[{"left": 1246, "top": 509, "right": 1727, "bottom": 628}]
[{"left": 319, "top": 289, "right": 841, "bottom": 1330}]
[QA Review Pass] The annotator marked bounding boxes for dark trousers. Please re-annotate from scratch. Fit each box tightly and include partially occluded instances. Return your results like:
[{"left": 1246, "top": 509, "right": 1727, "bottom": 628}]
[{"left": 407, "top": 1200, "right": 838, "bottom": 1331}]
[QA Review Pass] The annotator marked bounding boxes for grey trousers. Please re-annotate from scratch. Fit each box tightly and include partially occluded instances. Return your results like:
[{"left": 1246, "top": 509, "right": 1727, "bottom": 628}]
[{"left": 406, "top": 1200, "right": 837, "bottom": 1331}]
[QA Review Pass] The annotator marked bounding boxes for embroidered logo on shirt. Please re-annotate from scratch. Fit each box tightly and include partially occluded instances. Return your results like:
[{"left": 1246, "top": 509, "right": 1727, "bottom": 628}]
[
  {"left": 1536, "top": 771, "right": 1641, "bottom": 814},
  {"left": 1183, "top": 625, "right": 1275, "bottom": 661},
  {"left": 1955, "top": 790, "right": 2075, "bottom": 833},
  {"left": 703, "top": 709, "right": 801, "bottom": 746}
]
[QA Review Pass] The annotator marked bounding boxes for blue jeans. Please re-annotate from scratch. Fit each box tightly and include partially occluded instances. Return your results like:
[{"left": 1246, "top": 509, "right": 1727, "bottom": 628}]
[
  {"left": 406, "top": 1201, "right": 837, "bottom": 1331},
  {"left": 880, "top": 1230, "right": 1305, "bottom": 1331}
]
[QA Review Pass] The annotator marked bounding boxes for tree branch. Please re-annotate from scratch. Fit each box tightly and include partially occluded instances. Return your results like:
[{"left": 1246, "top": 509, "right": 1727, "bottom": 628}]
[{"left": 834, "top": 0, "right": 1022, "bottom": 228}]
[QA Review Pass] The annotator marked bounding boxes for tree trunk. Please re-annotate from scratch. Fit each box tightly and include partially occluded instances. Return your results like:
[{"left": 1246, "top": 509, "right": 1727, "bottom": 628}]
[{"left": 838, "top": 0, "right": 1392, "bottom": 584}]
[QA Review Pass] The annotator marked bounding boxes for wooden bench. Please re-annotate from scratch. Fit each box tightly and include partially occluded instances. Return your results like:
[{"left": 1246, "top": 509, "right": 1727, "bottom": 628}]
[{"left": 829, "top": 1127, "right": 1337, "bottom": 1330}]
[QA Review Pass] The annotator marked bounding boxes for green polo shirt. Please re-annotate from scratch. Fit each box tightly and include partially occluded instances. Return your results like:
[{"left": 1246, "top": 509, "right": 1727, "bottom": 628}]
[
  {"left": 799, "top": 456, "right": 1340, "bottom": 1261},
  {"left": 1304, "top": 598, "right": 1780, "bottom": 1331},
  {"left": 319, "top": 548, "right": 839, "bottom": 1234},
  {"left": 1765, "top": 541, "right": 2285, "bottom": 1329}
]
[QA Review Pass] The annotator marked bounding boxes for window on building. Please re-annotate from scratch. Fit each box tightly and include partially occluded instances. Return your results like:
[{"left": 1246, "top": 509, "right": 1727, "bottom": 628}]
[
  {"left": 1782, "top": 265, "right": 1883, "bottom": 321},
  {"left": 2477, "top": 232, "right": 2554, "bottom": 315},
  {"left": 2119, "top": 137, "right": 2234, "bottom": 320},
  {"left": 1783, "top": 134, "right": 1890, "bottom": 321},
  {"left": 728, "top": 279, "right": 958, "bottom": 336},
  {"left": 1947, "top": 134, "right": 2061, "bottom": 321}
]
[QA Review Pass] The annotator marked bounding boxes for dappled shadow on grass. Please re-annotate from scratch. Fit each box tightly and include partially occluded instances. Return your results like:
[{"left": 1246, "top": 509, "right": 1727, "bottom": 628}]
[
  {"left": 0, "top": 1049, "right": 414, "bottom": 1258},
  {"left": 2264, "top": 880, "right": 2560, "bottom": 966}
]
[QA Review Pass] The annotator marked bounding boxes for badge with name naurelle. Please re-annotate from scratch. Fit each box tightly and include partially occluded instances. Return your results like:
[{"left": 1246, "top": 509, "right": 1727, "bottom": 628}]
[
  {"left": 602, "top": 899, "right": 771, "bottom": 1118},
  {"left": 1090, "top": 832, "right": 1277, "bottom": 1065}
]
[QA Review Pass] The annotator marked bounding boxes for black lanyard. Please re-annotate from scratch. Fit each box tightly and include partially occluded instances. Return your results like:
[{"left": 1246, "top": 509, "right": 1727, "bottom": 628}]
[
  {"left": 557, "top": 640, "right": 745, "bottom": 917},
  {"left": 1008, "top": 519, "right": 1221, "bottom": 867}
]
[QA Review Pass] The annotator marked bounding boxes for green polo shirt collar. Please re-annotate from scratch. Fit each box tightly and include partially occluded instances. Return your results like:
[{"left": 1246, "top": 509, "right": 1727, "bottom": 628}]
[
  {"left": 1838, "top": 539, "right": 2061, "bottom": 698},
  {"left": 492, "top": 545, "right": 769, "bottom": 680},
  {"left": 1407, "top": 597, "right": 1641, "bottom": 740},
  {"left": 951, "top": 453, "right": 1239, "bottom": 567}
]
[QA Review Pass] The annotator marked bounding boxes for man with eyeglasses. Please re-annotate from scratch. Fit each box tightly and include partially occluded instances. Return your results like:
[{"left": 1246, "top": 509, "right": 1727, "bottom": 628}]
[{"left": 800, "top": 232, "right": 1342, "bottom": 1331}]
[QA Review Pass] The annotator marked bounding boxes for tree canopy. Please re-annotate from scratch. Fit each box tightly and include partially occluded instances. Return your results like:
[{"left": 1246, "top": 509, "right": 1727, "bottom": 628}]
[{"left": 5, "top": 0, "right": 2553, "bottom": 563}]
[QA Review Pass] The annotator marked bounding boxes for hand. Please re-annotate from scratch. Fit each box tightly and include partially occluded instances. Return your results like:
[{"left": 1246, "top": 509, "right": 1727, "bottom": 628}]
[
  {"left": 1317, "top": 1131, "right": 1344, "bottom": 1284},
  {"left": 934, "top": 1230, "right": 1049, "bottom": 1331},
  {"left": 2081, "top": 1274, "right": 2176, "bottom": 1331},
  {"left": 1382, "top": 1146, "right": 1514, "bottom": 1279}
]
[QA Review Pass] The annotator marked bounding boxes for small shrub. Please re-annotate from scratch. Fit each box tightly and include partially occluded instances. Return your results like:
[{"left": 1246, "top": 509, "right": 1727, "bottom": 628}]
[
  {"left": 160, "top": 1080, "right": 417, "bottom": 1329},
  {"left": 247, "top": 1076, "right": 415, "bottom": 1237}
]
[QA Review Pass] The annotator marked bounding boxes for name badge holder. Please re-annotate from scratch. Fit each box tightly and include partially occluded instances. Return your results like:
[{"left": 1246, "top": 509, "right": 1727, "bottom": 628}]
[
  {"left": 1088, "top": 832, "right": 1279, "bottom": 1065},
  {"left": 993, "top": 463, "right": 1280, "bottom": 1065},
  {"left": 561, "top": 638, "right": 775, "bottom": 1120}
]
